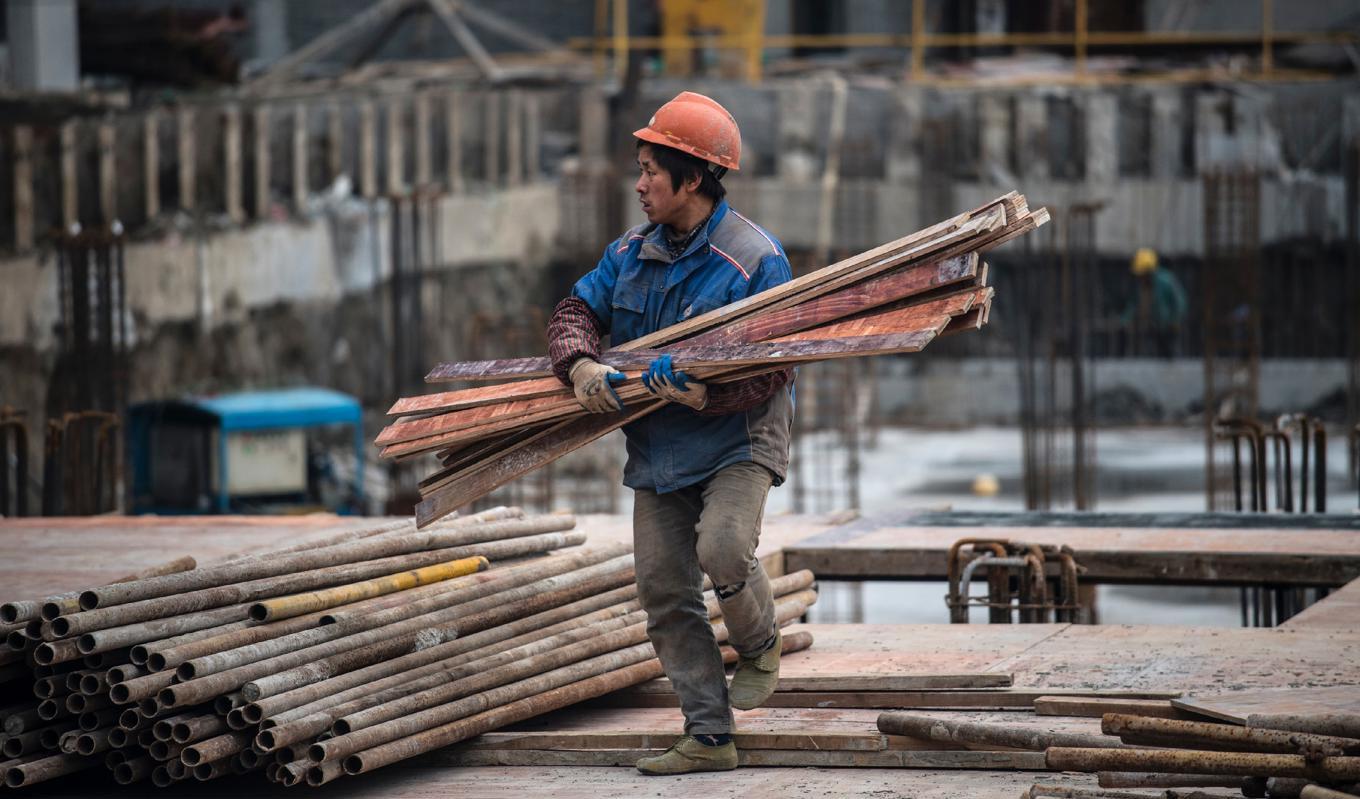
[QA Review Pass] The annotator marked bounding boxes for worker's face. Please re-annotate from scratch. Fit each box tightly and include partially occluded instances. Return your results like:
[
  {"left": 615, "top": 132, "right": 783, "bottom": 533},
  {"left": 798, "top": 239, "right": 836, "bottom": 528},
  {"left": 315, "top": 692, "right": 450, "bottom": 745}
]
[{"left": 635, "top": 145, "right": 697, "bottom": 226}]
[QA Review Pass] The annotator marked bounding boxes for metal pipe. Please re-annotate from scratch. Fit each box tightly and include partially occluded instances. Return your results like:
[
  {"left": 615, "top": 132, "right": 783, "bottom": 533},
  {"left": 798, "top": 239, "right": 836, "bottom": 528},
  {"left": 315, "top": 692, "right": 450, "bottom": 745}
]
[
  {"left": 1249, "top": 714, "right": 1360, "bottom": 739},
  {"left": 181, "top": 548, "right": 627, "bottom": 683},
  {"left": 1300, "top": 786, "right": 1360, "bottom": 799},
  {"left": 150, "top": 711, "right": 197, "bottom": 741},
  {"left": 79, "top": 514, "right": 574, "bottom": 610},
  {"left": 58, "top": 530, "right": 586, "bottom": 638},
  {"left": 879, "top": 712, "right": 1123, "bottom": 751},
  {"left": 1045, "top": 747, "right": 1360, "bottom": 780},
  {"left": 319, "top": 594, "right": 815, "bottom": 764},
  {"left": 74, "top": 727, "right": 113, "bottom": 755},
  {"left": 146, "top": 550, "right": 579, "bottom": 673},
  {"left": 341, "top": 629, "right": 814, "bottom": 778},
  {"left": 113, "top": 755, "right": 153, "bottom": 785},
  {"left": 160, "top": 554, "right": 635, "bottom": 708},
  {"left": 0, "top": 555, "right": 197, "bottom": 624},
  {"left": 67, "top": 604, "right": 254, "bottom": 659},
  {"left": 171, "top": 715, "right": 228, "bottom": 744},
  {"left": 1103, "top": 713, "right": 1360, "bottom": 756},
  {"left": 180, "top": 730, "right": 253, "bottom": 766},
  {"left": 249, "top": 584, "right": 645, "bottom": 740},
  {"left": 248, "top": 555, "right": 488, "bottom": 622},
  {"left": 3, "top": 752, "right": 95, "bottom": 787}
]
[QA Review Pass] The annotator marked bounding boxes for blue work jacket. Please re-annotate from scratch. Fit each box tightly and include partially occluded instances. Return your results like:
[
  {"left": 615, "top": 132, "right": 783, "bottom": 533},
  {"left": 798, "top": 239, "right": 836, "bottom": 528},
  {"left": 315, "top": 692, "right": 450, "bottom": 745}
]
[{"left": 571, "top": 200, "right": 796, "bottom": 493}]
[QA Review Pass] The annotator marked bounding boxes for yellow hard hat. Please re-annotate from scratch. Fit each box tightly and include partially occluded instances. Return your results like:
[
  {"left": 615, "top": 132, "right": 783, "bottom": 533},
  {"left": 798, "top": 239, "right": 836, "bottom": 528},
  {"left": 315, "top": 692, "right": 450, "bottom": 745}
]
[{"left": 1131, "top": 248, "right": 1158, "bottom": 276}]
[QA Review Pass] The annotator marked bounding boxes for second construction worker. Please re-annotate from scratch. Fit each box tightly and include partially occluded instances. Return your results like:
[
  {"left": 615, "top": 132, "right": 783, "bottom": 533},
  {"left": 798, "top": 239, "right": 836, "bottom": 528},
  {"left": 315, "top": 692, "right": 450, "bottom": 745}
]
[{"left": 547, "top": 91, "right": 794, "bottom": 775}]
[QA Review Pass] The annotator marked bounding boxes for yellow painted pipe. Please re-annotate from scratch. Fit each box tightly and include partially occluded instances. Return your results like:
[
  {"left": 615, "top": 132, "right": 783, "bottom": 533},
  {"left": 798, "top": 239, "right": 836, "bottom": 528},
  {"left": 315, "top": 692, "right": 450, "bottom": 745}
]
[{"left": 250, "top": 556, "right": 489, "bottom": 623}]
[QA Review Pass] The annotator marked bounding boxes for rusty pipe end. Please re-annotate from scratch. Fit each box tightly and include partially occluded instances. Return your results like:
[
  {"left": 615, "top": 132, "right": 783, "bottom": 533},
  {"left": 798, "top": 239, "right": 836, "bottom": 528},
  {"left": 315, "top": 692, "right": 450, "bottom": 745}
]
[
  {"left": 109, "top": 683, "right": 132, "bottom": 704},
  {"left": 129, "top": 645, "right": 150, "bottom": 666},
  {"left": 175, "top": 662, "right": 197, "bottom": 681},
  {"left": 331, "top": 718, "right": 353, "bottom": 736},
  {"left": 341, "top": 754, "right": 363, "bottom": 775},
  {"left": 248, "top": 604, "right": 270, "bottom": 622},
  {"left": 156, "top": 687, "right": 178, "bottom": 708},
  {"left": 0, "top": 603, "right": 21, "bottom": 623},
  {"left": 255, "top": 730, "right": 277, "bottom": 752},
  {"left": 32, "top": 642, "right": 56, "bottom": 665},
  {"left": 78, "top": 591, "right": 100, "bottom": 611},
  {"left": 50, "top": 617, "right": 73, "bottom": 637},
  {"left": 75, "top": 634, "right": 97, "bottom": 654},
  {"left": 75, "top": 734, "right": 98, "bottom": 756},
  {"left": 227, "top": 709, "right": 250, "bottom": 730},
  {"left": 242, "top": 704, "right": 264, "bottom": 725},
  {"left": 40, "top": 601, "right": 66, "bottom": 621},
  {"left": 307, "top": 742, "right": 327, "bottom": 762},
  {"left": 181, "top": 746, "right": 203, "bottom": 766}
]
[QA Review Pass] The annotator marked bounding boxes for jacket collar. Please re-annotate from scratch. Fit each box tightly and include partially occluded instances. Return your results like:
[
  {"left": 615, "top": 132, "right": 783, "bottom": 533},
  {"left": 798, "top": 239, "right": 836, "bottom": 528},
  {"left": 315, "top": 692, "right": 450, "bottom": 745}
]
[{"left": 638, "top": 200, "right": 729, "bottom": 266}]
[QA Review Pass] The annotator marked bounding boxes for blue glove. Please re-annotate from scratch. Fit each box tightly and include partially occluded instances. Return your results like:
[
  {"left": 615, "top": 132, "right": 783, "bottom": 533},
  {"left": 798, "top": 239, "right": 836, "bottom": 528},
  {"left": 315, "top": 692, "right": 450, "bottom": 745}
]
[{"left": 642, "top": 354, "right": 691, "bottom": 393}]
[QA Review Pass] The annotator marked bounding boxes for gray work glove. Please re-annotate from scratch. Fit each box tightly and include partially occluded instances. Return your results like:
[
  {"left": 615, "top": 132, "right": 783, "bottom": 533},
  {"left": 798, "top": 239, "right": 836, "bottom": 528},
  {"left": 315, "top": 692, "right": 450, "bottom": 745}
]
[{"left": 568, "top": 357, "right": 625, "bottom": 413}]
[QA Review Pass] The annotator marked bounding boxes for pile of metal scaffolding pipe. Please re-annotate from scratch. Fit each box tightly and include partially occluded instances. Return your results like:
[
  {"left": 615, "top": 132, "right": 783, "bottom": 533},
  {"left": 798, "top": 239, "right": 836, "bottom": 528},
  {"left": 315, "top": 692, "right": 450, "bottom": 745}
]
[{"left": 5, "top": 509, "right": 764, "bottom": 789}]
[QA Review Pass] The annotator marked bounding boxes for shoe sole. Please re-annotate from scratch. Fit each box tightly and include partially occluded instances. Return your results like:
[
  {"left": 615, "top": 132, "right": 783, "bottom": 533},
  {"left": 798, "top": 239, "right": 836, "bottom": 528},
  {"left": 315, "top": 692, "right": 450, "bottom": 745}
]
[{"left": 636, "top": 762, "right": 737, "bottom": 776}]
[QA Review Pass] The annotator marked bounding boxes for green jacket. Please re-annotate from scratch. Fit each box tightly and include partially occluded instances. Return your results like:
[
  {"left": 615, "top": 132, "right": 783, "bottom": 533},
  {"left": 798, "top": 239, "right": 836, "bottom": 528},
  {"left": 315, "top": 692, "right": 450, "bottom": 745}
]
[{"left": 1123, "top": 269, "right": 1188, "bottom": 328}]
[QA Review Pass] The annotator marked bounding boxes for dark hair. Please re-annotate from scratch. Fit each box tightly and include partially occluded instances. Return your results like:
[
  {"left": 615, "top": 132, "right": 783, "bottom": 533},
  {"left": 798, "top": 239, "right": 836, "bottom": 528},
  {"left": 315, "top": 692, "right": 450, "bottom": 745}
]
[{"left": 636, "top": 140, "right": 727, "bottom": 202}]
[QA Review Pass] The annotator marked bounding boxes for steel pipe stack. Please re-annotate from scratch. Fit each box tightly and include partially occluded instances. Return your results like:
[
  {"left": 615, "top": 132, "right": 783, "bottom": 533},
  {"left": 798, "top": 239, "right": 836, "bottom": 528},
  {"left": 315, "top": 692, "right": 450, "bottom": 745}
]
[{"left": 0, "top": 507, "right": 802, "bottom": 790}]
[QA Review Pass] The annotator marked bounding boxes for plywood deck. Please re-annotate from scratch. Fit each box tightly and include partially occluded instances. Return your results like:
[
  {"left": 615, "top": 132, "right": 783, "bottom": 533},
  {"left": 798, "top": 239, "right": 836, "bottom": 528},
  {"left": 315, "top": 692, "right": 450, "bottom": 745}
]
[{"left": 2, "top": 512, "right": 1357, "bottom": 798}]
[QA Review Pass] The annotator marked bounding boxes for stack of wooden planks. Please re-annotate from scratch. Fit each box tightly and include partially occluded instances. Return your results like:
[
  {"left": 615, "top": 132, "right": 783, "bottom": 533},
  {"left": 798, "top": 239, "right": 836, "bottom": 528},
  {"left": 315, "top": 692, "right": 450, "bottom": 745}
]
[{"left": 378, "top": 191, "right": 1047, "bottom": 526}]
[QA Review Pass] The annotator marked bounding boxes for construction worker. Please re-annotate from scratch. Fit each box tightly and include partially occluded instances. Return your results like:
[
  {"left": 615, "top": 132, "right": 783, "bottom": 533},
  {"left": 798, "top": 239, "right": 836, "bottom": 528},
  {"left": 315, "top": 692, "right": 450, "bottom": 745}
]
[
  {"left": 546, "top": 91, "right": 794, "bottom": 775},
  {"left": 1124, "top": 247, "right": 1188, "bottom": 357}
]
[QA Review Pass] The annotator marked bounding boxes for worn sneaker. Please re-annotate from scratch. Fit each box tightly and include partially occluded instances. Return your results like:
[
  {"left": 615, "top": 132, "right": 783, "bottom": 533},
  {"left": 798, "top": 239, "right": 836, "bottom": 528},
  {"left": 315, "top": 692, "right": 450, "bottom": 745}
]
[
  {"left": 635, "top": 735, "right": 738, "bottom": 775},
  {"left": 729, "top": 629, "right": 781, "bottom": 711}
]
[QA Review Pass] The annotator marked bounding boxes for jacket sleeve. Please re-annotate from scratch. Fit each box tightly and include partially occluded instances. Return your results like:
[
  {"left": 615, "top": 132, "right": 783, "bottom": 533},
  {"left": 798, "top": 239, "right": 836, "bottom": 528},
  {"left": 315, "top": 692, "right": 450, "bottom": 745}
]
[{"left": 698, "top": 252, "right": 795, "bottom": 416}]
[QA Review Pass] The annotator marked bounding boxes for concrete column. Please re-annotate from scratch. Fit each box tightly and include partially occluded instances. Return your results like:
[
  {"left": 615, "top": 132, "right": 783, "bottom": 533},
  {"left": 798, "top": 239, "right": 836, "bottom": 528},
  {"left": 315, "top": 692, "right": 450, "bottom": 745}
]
[
  {"left": 885, "top": 86, "right": 923, "bottom": 183},
  {"left": 1015, "top": 92, "right": 1049, "bottom": 182},
  {"left": 1194, "top": 91, "right": 1231, "bottom": 172},
  {"left": 978, "top": 93, "right": 1011, "bottom": 184},
  {"left": 776, "top": 81, "right": 819, "bottom": 182},
  {"left": 1148, "top": 90, "right": 1182, "bottom": 179},
  {"left": 577, "top": 88, "right": 609, "bottom": 164},
  {"left": 1083, "top": 91, "right": 1118, "bottom": 184},
  {"left": 7, "top": 0, "right": 79, "bottom": 91},
  {"left": 251, "top": 0, "right": 289, "bottom": 66}
]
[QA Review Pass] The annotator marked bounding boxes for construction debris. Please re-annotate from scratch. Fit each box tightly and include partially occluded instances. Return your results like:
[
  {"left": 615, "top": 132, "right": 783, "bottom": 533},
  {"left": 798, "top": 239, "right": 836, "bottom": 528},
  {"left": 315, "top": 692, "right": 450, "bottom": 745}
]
[
  {"left": 0, "top": 508, "right": 821, "bottom": 789},
  {"left": 379, "top": 192, "right": 1046, "bottom": 526}
]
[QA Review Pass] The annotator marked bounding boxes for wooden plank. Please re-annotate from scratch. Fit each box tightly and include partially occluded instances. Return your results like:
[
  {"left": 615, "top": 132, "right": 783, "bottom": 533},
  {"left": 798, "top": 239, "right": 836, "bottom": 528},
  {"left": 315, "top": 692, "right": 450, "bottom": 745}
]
[
  {"left": 223, "top": 105, "right": 243, "bottom": 223},
  {"left": 359, "top": 101, "right": 376, "bottom": 199},
  {"left": 60, "top": 121, "right": 77, "bottom": 228},
  {"left": 617, "top": 194, "right": 1015, "bottom": 352},
  {"left": 97, "top": 121, "right": 116, "bottom": 224},
  {"left": 432, "top": 747, "right": 1052, "bottom": 770},
  {"left": 292, "top": 103, "right": 308, "bottom": 209},
  {"left": 143, "top": 112, "right": 160, "bottom": 220},
  {"left": 424, "top": 293, "right": 964, "bottom": 382},
  {"left": 1034, "top": 697, "right": 1202, "bottom": 721},
  {"left": 1172, "top": 688, "right": 1360, "bottom": 726},
  {"left": 414, "top": 403, "right": 659, "bottom": 526},
  {"left": 176, "top": 108, "right": 195, "bottom": 212},
  {"left": 1282, "top": 575, "right": 1360, "bottom": 631},
  {"left": 467, "top": 729, "right": 907, "bottom": 753},
  {"left": 13, "top": 126, "right": 34, "bottom": 249},
  {"left": 253, "top": 105, "right": 271, "bottom": 218},
  {"left": 390, "top": 254, "right": 979, "bottom": 416},
  {"left": 627, "top": 674, "right": 1013, "bottom": 693}
]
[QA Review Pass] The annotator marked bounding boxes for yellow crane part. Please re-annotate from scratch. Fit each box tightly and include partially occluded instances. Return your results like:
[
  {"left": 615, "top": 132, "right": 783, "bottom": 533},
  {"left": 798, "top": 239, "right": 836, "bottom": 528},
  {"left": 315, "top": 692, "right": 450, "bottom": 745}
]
[{"left": 251, "top": 555, "right": 490, "bottom": 623}]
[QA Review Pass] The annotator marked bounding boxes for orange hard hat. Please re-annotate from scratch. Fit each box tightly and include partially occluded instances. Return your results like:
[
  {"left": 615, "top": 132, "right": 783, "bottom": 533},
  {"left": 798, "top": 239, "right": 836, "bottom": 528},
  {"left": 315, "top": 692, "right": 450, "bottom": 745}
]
[{"left": 634, "top": 91, "right": 742, "bottom": 173}]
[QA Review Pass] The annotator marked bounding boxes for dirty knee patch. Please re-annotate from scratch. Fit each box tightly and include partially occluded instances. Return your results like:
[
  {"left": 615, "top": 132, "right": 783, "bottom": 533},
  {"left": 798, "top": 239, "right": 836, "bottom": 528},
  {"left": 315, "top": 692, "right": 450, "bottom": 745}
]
[{"left": 715, "top": 582, "right": 746, "bottom": 600}]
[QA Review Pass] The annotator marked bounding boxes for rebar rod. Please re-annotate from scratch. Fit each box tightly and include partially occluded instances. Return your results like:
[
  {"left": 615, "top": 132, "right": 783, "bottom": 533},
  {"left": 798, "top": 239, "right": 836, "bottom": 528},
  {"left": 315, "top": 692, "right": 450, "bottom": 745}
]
[
  {"left": 339, "top": 629, "right": 815, "bottom": 778},
  {"left": 318, "top": 593, "right": 815, "bottom": 764},
  {"left": 160, "top": 553, "right": 633, "bottom": 708},
  {"left": 59, "top": 529, "right": 584, "bottom": 639},
  {"left": 1103, "top": 714, "right": 1360, "bottom": 756},
  {"left": 1045, "top": 747, "right": 1360, "bottom": 780},
  {"left": 79, "top": 515, "right": 574, "bottom": 610}
]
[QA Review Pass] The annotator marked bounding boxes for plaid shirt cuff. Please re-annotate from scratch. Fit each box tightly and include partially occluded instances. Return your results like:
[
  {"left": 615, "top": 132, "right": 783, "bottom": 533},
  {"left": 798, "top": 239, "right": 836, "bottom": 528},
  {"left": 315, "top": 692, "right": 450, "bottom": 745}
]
[{"left": 698, "top": 368, "right": 793, "bottom": 416}]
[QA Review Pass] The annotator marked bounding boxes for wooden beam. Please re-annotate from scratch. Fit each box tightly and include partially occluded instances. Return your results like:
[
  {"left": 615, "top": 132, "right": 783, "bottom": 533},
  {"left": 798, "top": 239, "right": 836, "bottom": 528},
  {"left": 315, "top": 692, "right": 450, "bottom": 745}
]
[
  {"left": 13, "top": 126, "right": 34, "bottom": 249},
  {"left": 176, "top": 108, "right": 196, "bottom": 212},
  {"left": 293, "top": 104, "right": 309, "bottom": 210},
  {"left": 143, "top": 112, "right": 160, "bottom": 220},
  {"left": 249, "top": 0, "right": 419, "bottom": 88},
  {"left": 60, "top": 121, "right": 78, "bottom": 228},
  {"left": 359, "top": 101, "right": 377, "bottom": 199},
  {"left": 253, "top": 105, "right": 271, "bottom": 218},
  {"left": 223, "top": 105, "right": 243, "bottom": 223},
  {"left": 97, "top": 122, "right": 116, "bottom": 225},
  {"left": 450, "top": 0, "right": 569, "bottom": 54},
  {"left": 426, "top": 0, "right": 503, "bottom": 80}
]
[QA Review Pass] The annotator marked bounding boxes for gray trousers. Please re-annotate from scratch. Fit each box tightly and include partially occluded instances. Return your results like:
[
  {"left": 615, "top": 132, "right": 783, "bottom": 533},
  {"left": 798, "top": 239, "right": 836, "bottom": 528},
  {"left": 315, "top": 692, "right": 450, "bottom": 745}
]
[{"left": 632, "top": 461, "right": 778, "bottom": 735}]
